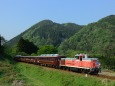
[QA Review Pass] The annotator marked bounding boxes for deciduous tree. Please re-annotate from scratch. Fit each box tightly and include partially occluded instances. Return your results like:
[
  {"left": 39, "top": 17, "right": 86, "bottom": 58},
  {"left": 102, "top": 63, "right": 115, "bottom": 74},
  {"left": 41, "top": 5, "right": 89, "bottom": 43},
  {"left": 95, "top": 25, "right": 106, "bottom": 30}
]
[
  {"left": 38, "top": 45, "right": 57, "bottom": 54},
  {"left": 16, "top": 37, "right": 38, "bottom": 54}
]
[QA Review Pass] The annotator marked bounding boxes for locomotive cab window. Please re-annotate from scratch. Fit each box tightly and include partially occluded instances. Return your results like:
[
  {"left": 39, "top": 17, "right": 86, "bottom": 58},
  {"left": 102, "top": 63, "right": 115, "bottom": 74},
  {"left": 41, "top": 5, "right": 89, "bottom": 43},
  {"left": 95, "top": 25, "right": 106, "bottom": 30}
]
[
  {"left": 75, "top": 56, "right": 79, "bottom": 59},
  {"left": 79, "top": 56, "right": 83, "bottom": 61},
  {"left": 80, "top": 57, "right": 82, "bottom": 61}
]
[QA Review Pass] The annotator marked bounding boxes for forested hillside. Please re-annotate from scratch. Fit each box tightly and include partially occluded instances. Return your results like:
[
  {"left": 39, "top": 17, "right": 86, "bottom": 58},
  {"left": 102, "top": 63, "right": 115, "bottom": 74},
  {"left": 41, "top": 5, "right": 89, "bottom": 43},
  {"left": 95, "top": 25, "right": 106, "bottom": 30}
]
[
  {"left": 7, "top": 20, "right": 83, "bottom": 48},
  {"left": 7, "top": 15, "right": 115, "bottom": 58},
  {"left": 59, "top": 15, "right": 115, "bottom": 57}
]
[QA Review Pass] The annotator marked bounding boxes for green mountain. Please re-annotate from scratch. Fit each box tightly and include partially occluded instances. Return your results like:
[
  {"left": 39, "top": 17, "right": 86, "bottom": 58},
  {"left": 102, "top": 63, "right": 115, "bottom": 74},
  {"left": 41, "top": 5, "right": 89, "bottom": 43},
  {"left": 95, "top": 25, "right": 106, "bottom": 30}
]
[
  {"left": 59, "top": 15, "right": 115, "bottom": 56},
  {"left": 7, "top": 20, "right": 83, "bottom": 48}
]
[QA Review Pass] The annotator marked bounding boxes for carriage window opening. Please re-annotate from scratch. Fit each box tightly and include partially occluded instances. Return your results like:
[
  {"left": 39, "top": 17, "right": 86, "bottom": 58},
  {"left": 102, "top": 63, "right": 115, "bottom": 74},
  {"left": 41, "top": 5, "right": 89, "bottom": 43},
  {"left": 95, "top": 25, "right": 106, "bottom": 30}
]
[
  {"left": 49, "top": 58, "right": 50, "bottom": 61},
  {"left": 49, "top": 58, "right": 51, "bottom": 61},
  {"left": 52, "top": 58, "right": 54, "bottom": 61}
]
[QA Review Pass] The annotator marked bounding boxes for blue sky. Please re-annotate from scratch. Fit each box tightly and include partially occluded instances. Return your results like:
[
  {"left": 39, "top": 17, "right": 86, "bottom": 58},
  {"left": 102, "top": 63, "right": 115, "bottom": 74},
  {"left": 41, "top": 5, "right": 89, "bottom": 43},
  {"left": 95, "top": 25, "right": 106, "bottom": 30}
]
[{"left": 0, "top": 0, "right": 115, "bottom": 40}]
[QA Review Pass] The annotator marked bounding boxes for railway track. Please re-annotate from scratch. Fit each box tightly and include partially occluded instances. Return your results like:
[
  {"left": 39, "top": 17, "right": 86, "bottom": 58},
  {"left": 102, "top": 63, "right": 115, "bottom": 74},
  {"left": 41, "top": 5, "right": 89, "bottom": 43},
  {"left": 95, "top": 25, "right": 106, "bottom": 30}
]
[{"left": 96, "top": 74, "right": 115, "bottom": 80}]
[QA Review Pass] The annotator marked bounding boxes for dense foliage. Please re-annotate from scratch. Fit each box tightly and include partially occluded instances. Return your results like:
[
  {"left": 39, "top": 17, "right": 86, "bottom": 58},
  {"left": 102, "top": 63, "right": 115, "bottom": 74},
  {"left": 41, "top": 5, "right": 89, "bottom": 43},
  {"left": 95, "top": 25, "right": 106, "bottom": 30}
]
[
  {"left": 38, "top": 45, "right": 58, "bottom": 54},
  {"left": 16, "top": 37, "right": 38, "bottom": 54},
  {"left": 59, "top": 15, "right": 115, "bottom": 57},
  {"left": 7, "top": 20, "right": 83, "bottom": 48}
]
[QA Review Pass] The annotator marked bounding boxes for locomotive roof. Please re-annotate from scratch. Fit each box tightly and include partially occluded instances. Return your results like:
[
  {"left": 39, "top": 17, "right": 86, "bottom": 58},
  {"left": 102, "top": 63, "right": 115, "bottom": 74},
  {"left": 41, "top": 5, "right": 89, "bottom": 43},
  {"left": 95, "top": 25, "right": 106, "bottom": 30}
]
[{"left": 61, "top": 57, "right": 98, "bottom": 61}]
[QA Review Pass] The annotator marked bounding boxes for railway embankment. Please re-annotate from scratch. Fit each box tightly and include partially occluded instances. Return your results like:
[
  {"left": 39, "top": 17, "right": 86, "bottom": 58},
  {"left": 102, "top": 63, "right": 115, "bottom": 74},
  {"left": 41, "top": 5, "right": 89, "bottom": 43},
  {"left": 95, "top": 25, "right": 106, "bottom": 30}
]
[
  {"left": 15, "top": 62, "right": 115, "bottom": 86},
  {"left": 0, "top": 55, "right": 115, "bottom": 86}
]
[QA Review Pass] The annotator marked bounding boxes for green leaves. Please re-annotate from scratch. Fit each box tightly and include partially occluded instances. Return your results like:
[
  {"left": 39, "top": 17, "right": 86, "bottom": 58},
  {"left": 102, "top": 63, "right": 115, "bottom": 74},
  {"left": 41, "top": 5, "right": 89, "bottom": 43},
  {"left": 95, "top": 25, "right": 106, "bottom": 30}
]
[
  {"left": 21, "top": 20, "right": 83, "bottom": 47},
  {"left": 38, "top": 45, "right": 57, "bottom": 54},
  {"left": 59, "top": 15, "right": 115, "bottom": 57},
  {"left": 16, "top": 37, "right": 38, "bottom": 55}
]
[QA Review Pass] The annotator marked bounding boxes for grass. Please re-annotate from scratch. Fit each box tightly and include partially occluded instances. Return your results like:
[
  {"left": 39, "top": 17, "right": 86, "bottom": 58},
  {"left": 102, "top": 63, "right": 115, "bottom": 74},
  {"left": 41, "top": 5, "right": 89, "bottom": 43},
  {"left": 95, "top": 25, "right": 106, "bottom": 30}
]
[
  {"left": 0, "top": 55, "right": 15, "bottom": 86},
  {"left": 15, "top": 63, "right": 115, "bottom": 86},
  {"left": 0, "top": 55, "right": 27, "bottom": 86},
  {"left": 0, "top": 55, "right": 115, "bottom": 86}
]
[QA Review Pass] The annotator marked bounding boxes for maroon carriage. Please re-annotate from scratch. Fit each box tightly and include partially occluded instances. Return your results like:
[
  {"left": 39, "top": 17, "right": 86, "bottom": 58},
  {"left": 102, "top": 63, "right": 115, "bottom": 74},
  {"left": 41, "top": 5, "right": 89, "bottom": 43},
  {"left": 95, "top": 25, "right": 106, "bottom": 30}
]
[
  {"left": 15, "top": 54, "right": 66, "bottom": 68},
  {"left": 36, "top": 54, "right": 66, "bottom": 67}
]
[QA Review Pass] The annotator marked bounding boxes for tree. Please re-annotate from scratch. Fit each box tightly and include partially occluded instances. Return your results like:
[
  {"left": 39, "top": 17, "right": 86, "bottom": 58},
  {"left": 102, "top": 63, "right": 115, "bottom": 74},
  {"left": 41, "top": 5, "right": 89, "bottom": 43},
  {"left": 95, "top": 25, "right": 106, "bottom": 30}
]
[
  {"left": 0, "top": 35, "right": 6, "bottom": 54},
  {"left": 0, "top": 35, "right": 2, "bottom": 54},
  {"left": 16, "top": 37, "right": 38, "bottom": 54},
  {"left": 38, "top": 45, "right": 57, "bottom": 54}
]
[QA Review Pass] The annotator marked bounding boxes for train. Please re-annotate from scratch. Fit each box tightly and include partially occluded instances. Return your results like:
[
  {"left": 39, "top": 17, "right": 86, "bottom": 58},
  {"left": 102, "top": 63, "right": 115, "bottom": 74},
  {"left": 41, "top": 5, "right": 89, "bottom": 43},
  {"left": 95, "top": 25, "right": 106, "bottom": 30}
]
[{"left": 15, "top": 54, "right": 101, "bottom": 74}]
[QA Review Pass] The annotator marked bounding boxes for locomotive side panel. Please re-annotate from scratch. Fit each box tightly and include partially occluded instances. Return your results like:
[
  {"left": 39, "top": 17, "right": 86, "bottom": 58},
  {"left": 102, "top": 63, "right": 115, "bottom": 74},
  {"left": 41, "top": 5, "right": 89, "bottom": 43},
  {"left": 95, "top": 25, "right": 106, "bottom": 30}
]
[{"left": 60, "top": 54, "right": 101, "bottom": 74}]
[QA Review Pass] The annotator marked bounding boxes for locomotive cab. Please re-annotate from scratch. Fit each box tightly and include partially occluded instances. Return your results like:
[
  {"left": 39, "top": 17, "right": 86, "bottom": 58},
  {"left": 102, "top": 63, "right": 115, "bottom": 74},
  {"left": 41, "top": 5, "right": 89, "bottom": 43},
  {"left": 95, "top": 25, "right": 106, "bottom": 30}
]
[{"left": 75, "top": 54, "right": 88, "bottom": 61}]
